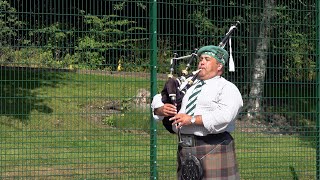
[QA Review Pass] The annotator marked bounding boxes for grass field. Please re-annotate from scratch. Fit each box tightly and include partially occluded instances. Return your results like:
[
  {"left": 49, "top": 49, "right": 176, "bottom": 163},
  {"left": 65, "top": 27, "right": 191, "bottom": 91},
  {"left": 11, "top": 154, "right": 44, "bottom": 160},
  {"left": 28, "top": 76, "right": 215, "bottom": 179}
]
[{"left": 0, "top": 68, "right": 316, "bottom": 179}]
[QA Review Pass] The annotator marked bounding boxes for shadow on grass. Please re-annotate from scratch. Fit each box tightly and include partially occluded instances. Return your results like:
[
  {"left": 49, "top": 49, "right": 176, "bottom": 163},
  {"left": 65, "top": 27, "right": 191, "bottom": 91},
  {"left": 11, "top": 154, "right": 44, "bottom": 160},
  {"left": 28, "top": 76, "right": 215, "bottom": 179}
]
[
  {"left": 0, "top": 66, "right": 73, "bottom": 125},
  {"left": 289, "top": 166, "right": 299, "bottom": 180}
]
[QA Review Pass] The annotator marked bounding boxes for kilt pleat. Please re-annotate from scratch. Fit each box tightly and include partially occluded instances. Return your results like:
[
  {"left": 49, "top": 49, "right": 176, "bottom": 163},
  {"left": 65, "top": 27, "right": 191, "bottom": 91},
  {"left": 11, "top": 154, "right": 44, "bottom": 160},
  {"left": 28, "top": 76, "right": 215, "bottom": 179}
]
[{"left": 177, "top": 139, "right": 239, "bottom": 180}]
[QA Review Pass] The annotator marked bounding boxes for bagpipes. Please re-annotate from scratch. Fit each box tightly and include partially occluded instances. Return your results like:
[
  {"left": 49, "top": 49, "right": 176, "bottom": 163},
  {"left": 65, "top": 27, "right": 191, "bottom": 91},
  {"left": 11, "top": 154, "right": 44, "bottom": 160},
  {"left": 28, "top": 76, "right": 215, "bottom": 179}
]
[{"left": 160, "top": 21, "right": 241, "bottom": 134}]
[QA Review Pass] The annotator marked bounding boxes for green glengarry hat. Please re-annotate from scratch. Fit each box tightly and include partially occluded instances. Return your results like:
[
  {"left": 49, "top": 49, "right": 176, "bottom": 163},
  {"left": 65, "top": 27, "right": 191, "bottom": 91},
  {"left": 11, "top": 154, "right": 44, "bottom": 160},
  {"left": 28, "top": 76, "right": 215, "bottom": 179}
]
[{"left": 196, "top": 45, "right": 229, "bottom": 65}]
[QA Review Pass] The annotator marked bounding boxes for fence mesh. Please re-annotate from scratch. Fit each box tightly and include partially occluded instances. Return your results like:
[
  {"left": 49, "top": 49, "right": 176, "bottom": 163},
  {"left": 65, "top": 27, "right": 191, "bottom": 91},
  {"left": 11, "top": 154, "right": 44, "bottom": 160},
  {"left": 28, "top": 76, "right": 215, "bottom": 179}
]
[{"left": 0, "top": 0, "right": 318, "bottom": 179}]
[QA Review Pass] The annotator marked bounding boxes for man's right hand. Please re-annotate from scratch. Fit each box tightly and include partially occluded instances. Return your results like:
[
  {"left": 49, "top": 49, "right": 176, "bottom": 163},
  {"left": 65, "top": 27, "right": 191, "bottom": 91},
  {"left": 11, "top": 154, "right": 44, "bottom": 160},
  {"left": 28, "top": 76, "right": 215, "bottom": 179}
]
[{"left": 154, "top": 103, "right": 177, "bottom": 117}]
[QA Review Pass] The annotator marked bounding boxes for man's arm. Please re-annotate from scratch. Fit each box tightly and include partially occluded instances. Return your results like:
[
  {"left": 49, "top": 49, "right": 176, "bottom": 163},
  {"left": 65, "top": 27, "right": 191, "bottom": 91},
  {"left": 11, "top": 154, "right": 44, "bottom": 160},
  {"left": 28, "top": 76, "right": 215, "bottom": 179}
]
[
  {"left": 151, "top": 94, "right": 177, "bottom": 121},
  {"left": 151, "top": 94, "right": 165, "bottom": 121},
  {"left": 170, "top": 114, "right": 203, "bottom": 129},
  {"left": 198, "top": 84, "right": 243, "bottom": 133}
]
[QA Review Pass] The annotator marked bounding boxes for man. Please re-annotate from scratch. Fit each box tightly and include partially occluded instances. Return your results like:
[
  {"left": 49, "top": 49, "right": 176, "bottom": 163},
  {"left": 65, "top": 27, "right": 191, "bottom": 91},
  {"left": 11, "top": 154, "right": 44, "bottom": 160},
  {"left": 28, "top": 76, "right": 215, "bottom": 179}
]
[{"left": 151, "top": 45, "right": 243, "bottom": 179}]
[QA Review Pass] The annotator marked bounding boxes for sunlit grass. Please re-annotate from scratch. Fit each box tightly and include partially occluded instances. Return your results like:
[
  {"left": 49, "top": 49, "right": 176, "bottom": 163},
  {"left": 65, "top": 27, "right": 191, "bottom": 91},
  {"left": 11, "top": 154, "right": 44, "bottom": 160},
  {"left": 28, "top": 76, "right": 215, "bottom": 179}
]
[{"left": 0, "top": 69, "right": 316, "bottom": 179}]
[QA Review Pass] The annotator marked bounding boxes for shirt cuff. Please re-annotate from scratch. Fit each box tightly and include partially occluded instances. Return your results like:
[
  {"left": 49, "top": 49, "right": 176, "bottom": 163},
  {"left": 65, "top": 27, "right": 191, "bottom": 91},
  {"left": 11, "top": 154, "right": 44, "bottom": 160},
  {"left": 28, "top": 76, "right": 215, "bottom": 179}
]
[{"left": 151, "top": 94, "right": 165, "bottom": 121}]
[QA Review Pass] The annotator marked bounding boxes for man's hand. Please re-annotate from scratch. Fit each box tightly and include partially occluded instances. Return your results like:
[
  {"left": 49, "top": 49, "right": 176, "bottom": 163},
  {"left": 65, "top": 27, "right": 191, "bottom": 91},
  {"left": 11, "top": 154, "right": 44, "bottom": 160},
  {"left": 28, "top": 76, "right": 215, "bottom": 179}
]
[
  {"left": 169, "top": 114, "right": 193, "bottom": 129},
  {"left": 154, "top": 103, "right": 177, "bottom": 117}
]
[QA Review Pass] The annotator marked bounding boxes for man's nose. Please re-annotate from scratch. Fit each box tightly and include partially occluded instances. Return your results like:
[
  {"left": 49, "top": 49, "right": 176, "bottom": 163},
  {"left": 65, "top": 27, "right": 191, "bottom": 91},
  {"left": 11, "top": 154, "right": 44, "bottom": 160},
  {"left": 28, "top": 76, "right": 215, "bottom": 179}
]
[{"left": 198, "top": 59, "right": 205, "bottom": 65}]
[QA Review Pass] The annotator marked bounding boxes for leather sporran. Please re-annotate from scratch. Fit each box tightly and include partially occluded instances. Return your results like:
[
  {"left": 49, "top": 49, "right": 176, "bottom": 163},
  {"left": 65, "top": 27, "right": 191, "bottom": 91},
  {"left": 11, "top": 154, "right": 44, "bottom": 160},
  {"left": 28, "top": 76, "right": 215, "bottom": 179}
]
[{"left": 181, "top": 154, "right": 203, "bottom": 180}]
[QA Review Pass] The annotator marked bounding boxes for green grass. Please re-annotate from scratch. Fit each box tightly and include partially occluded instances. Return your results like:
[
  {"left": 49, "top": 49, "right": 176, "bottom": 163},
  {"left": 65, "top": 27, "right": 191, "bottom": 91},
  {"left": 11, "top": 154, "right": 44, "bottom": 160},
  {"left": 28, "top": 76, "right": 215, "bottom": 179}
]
[
  {"left": 234, "top": 132, "right": 315, "bottom": 179},
  {"left": 0, "top": 68, "right": 316, "bottom": 179}
]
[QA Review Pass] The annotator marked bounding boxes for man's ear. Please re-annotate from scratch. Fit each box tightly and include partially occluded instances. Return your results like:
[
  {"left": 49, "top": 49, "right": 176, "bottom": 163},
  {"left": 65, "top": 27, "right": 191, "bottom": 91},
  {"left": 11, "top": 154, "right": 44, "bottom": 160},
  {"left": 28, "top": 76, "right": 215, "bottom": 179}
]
[{"left": 217, "top": 63, "right": 223, "bottom": 71}]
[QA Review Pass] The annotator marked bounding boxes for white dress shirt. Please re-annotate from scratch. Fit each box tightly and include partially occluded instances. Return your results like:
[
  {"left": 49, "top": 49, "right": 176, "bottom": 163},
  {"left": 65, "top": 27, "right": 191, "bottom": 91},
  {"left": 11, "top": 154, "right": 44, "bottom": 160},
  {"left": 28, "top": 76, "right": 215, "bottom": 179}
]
[{"left": 151, "top": 76, "right": 243, "bottom": 136}]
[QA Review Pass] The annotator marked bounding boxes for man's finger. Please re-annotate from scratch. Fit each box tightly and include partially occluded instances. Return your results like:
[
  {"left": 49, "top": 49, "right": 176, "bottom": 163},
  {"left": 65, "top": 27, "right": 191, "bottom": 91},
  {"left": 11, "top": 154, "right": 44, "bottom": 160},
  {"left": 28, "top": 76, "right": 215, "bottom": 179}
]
[
  {"left": 176, "top": 123, "right": 182, "bottom": 129},
  {"left": 169, "top": 117, "right": 175, "bottom": 121}
]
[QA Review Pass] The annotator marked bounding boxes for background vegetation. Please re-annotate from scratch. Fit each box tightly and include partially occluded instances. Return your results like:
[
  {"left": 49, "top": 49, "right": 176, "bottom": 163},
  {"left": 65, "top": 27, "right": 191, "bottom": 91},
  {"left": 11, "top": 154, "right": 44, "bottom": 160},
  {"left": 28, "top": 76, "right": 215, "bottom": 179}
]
[
  {"left": 0, "top": 0, "right": 318, "bottom": 179},
  {"left": 0, "top": 0, "right": 316, "bottom": 135}
]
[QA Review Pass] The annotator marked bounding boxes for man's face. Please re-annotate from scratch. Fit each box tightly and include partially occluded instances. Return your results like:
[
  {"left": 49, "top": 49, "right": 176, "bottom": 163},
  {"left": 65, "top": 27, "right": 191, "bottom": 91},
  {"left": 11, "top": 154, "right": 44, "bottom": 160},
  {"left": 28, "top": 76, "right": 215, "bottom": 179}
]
[{"left": 197, "top": 54, "right": 223, "bottom": 80}]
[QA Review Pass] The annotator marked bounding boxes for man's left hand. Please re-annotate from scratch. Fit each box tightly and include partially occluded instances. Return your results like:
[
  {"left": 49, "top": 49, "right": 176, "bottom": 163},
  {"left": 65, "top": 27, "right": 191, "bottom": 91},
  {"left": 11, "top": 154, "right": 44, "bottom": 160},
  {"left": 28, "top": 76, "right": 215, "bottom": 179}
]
[{"left": 169, "top": 114, "right": 192, "bottom": 128}]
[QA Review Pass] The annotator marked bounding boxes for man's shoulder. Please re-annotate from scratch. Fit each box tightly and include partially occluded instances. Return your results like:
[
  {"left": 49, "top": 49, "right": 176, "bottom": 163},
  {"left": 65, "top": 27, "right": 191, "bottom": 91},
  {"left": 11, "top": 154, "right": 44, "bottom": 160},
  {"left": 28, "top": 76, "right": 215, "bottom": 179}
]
[
  {"left": 210, "top": 77, "right": 241, "bottom": 92},
  {"left": 206, "top": 76, "right": 229, "bottom": 84}
]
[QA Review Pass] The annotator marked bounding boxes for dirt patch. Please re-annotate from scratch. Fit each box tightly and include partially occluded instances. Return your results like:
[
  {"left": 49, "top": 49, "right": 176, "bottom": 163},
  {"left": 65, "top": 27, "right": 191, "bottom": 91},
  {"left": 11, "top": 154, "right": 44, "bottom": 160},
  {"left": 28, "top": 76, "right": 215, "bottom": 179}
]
[
  {"left": 237, "top": 114, "right": 297, "bottom": 135},
  {"left": 82, "top": 88, "right": 151, "bottom": 128},
  {"left": 82, "top": 100, "right": 123, "bottom": 126},
  {"left": 76, "top": 70, "right": 167, "bottom": 80}
]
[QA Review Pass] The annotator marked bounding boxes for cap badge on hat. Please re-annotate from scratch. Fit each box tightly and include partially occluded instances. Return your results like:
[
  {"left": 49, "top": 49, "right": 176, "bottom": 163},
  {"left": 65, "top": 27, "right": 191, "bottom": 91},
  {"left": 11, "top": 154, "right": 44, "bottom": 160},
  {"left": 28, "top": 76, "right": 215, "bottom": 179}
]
[{"left": 216, "top": 50, "right": 225, "bottom": 62}]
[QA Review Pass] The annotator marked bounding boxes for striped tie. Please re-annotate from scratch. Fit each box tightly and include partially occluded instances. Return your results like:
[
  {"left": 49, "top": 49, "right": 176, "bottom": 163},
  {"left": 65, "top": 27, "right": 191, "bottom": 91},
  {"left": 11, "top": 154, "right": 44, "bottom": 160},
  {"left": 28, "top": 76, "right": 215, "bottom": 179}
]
[{"left": 185, "top": 80, "right": 204, "bottom": 116}]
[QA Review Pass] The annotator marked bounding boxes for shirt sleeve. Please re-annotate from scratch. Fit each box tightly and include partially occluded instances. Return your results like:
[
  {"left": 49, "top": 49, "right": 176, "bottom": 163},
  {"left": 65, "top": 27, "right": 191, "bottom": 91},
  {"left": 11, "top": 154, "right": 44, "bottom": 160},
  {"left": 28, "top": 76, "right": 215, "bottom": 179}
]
[
  {"left": 197, "top": 83, "right": 243, "bottom": 133},
  {"left": 151, "top": 94, "right": 164, "bottom": 121}
]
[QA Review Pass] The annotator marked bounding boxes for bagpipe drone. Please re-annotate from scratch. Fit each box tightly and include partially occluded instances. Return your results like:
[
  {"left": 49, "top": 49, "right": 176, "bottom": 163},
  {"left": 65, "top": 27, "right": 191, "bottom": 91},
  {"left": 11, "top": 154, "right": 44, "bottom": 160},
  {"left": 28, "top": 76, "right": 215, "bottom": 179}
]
[{"left": 160, "top": 21, "right": 241, "bottom": 134}]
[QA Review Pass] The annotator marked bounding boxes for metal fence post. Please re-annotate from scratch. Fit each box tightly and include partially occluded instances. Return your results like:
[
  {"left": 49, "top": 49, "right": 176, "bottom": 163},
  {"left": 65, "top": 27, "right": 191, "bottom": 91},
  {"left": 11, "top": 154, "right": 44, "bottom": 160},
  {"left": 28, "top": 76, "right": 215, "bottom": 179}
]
[
  {"left": 317, "top": 0, "right": 320, "bottom": 179},
  {"left": 149, "top": 0, "right": 158, "bottom": 179}
]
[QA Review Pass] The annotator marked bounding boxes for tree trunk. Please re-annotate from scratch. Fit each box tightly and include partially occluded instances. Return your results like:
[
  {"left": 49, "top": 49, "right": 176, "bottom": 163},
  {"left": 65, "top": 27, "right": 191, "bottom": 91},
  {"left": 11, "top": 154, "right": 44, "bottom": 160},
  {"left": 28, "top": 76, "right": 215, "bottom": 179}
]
[{"left": 246, "top": 0, "right": 275, "bottom": 120}]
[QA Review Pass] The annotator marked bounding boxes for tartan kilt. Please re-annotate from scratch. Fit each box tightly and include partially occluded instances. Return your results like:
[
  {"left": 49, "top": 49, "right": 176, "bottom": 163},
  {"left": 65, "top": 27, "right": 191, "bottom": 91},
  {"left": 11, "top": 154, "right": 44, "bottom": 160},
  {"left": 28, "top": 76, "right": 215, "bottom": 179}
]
[{"left": 177, "top": 138, "right": 239, "bottom": 180}]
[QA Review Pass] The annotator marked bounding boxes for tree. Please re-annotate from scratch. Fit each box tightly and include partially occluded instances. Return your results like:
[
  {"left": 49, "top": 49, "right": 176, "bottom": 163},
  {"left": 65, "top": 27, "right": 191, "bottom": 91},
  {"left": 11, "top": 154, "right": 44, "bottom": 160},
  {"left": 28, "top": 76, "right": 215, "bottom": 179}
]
[
  {"left": 0, "top": 0, "right": 24, "bottom": 47},
  {"left": 74, "top": 14, "right": 147, "bottom": 69},
  {"left": 246, "top": 0, "right": 276, "bottom": 119}
]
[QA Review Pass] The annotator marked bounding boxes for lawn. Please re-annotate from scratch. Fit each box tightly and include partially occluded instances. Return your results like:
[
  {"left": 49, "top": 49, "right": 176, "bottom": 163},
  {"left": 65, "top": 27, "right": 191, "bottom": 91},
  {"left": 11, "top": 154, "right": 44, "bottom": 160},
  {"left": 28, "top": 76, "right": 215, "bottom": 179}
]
[{"left": 0, "top": 68, "right": 316, "bottom": 179}]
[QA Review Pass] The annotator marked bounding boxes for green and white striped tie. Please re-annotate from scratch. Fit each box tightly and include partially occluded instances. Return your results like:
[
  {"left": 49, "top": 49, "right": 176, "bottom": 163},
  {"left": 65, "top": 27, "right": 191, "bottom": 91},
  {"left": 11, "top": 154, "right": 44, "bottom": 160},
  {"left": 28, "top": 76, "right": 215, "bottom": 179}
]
[{"left": 185, "top": 80, "right": 204, "bottom": 116}]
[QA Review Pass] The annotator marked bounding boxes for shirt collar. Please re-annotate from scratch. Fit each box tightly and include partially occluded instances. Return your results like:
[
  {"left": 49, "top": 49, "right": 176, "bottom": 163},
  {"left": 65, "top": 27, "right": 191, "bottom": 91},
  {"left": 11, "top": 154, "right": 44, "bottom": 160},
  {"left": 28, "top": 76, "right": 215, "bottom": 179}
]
[{"left": 202, "top": 75, "right": 221, "bottom": 84}]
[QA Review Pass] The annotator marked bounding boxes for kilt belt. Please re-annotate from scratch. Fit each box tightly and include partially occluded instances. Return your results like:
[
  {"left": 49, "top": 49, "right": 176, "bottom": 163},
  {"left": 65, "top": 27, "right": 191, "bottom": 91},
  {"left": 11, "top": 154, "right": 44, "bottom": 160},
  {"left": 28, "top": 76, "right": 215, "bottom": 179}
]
[
  {"left": 177, "top": 132, "right": 240, "bottom": 180},
  {"left": 179, "top": 132, "right": 231, "bottom": 147}
]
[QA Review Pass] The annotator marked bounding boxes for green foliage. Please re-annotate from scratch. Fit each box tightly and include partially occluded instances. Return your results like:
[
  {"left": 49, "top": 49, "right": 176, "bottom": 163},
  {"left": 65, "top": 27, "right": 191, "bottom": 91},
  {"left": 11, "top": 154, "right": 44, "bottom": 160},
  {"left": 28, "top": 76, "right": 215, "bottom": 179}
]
[
  {"left": 0, "top": 8, "right": 148, "bottom": 71},
  {"left": 0, "top": 0, "right": 25, "bottom": 46},
  {"left": 283, "top": 31, "right": 316, "bottom": 81},
  {"left": 31, "top": 23, "right": 74, "bottom": 59},
  {"left": 0, "top": 0, "right": 317, "bottom": 80},
  {"left": 271, "top": 3, "right": 316, "bottom": 81},
  {"left": 0, "top": 47, "right": 14, "bottom": 63},
  {"left": 102, "top": 115, "right": 116, "bottom": 126},
  {"left": 113, "top": 1, "right": 126, "bottom": 11},
  {"left": 264, "top": 82, "right": 316, "bottom": 136},
  {"left": 157, "top": 37, "right": 173, "bottom": 74},
  {"left": 0, "top": 48, "right": 51, "bottom": 67},
  {"left": 75, "top": 14, "right": 147, "bottom": 70},
  {"left": 0, "top": 47, "right": 77, "bottom": 69},
  {"left": 113, "top": 1, "right": 147, "bottom": 11},
  {"left": 74, "top": 51, "right": 104, "bottom": 70},
  {"left": 188, "top": 9, "right": 215, "bottom": 37}
]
